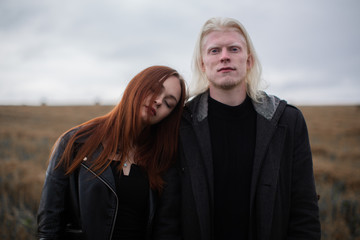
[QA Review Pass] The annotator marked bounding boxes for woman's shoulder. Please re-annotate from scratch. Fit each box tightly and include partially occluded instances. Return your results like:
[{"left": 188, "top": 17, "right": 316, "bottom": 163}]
[
  {"left": 61, "top": 127, "right": 80, "bottom": 141},
  {"left": 60, "top": 126, "right": 90, "bottom": 145}
]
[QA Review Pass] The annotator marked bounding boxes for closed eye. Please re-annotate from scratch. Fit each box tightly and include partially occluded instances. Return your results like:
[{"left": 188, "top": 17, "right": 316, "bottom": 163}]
[
  {"left": 164, "top": 95, "right": 178, "bottom": 109},
  {"left": 164, "top": 100, "right": 176, "bottom": 109}
]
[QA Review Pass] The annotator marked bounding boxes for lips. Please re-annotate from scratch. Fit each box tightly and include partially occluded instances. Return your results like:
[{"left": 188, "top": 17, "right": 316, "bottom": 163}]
[
  {"left": 146, "top": 106, "right": 156, "bottom": 116},
  {"left": 217, "top": 67, "right": 235, "bottom": 72}
]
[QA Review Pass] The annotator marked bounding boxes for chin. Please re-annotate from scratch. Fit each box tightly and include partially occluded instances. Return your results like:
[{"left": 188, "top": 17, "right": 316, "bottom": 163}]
[
  {"left": 212, "top": 81, "right": 238, "bottom": 90},
  {"left": 221, "top": 78, "right": 244, "bottom": 89}
]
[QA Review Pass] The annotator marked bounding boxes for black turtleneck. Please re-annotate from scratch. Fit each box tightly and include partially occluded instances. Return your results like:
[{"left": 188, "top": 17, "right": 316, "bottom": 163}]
[{"left": 208, "top": 95, "right": 256, "bottom": 240}]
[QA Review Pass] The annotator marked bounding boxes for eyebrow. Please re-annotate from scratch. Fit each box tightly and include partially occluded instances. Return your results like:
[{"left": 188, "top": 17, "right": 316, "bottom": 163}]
[{"left": 207, "top": 42, "right": 243, "bottom": 49}]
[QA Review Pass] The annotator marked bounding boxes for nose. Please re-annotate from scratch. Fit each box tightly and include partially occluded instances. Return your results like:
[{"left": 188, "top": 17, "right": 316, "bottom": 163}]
[
  {"left": 154, "top": 98, "right": 162, "bottom": 108},
  {"left": 220, "top": 49, "right": 230, "bottom": 63}
]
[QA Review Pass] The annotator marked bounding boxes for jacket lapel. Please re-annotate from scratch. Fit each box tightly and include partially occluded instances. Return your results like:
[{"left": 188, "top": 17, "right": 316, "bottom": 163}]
[
  {"left": 193, "top": 119, "right": 214, "bottom": 206},
  {"left": 180, "top": 120, "right": 213, "bottom": 240},
  {"left": 250, "top": 115, "right": 277, "bottom": 212},
  {"left": 249, "top": 107, "right": 287, "bottom": 239},
  {"left": 80, "top": 147, "right": 116, "bottom": 192}
]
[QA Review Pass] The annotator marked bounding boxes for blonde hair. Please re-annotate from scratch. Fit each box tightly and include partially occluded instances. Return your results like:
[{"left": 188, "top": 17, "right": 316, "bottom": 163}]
[{"left": 190, "top": 17, "right": 263, "bottom": 102}]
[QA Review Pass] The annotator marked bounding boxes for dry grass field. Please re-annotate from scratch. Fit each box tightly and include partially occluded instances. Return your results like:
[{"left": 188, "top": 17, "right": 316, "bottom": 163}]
[
  {"left": 300, "top": 105, "right": 360, "bottom": 239},
  {"left": 0, "top": 105, "right": 359, "bottom": 239}
]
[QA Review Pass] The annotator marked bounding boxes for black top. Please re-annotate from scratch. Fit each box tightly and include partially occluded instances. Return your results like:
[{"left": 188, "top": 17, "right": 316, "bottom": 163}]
[
  {"left": 110, "top": 162, "right": 149, "bottom": 240},
  {"left": 208, "top": 95, "right": 256, "bottom": 240}
]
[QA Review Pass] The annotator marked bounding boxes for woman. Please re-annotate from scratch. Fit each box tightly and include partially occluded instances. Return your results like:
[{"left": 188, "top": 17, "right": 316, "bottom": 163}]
[{"left": 37, "top": 66, "right": 186, "bottom": 240}]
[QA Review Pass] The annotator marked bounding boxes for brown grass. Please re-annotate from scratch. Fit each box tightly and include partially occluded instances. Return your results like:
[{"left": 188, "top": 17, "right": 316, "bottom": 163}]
[
  {"left": 0, "top": 105, "right": 112, "bottom": 239},
  {"left": 0, "top": 105, "right": 359, "bottom": 239},
  {"left": 300, "top": 106, "right": 360, "bottom": 189},
  {"left": 299, "top": 105, "right": 360, "bottom": 239}
]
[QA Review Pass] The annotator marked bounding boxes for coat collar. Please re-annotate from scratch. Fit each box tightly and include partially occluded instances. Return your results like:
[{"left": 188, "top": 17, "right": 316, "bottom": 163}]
[{"left": 184, "top": 90, "right": 285, "bottom": 124}]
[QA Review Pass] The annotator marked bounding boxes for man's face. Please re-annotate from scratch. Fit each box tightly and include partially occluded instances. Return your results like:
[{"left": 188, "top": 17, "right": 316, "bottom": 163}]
[{"left": 201, "top": 30, "right": 252, "bottom": 91}]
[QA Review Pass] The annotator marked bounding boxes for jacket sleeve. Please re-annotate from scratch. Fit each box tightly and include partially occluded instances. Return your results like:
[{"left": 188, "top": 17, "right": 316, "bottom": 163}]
[
  {"left": 287, "top": 109, "right": 321, "bottom": 239},
  {"left": 152, "top": 164, "right": 182, "bottom": 240},
  {"left": 37, "top": 134, "right": 71, "bottom": 240}
]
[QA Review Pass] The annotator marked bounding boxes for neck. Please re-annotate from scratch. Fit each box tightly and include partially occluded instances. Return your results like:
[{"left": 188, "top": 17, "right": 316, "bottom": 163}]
[{"left": 209, "top": 85, "right": 247, "bottom": 106}]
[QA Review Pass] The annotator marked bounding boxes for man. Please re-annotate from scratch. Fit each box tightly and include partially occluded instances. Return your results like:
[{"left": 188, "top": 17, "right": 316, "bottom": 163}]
[{"left": 177, "top": 17, "right": 321, "bottom": 240}]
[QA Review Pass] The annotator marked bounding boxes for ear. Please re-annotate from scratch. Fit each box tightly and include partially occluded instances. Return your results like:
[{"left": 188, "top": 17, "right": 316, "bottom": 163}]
[
  {"left": 246, "top": 54, "right": 254, "bottom": 70},
  {"left": 201, "top": 60, "right": 206, "bottom": 72}
]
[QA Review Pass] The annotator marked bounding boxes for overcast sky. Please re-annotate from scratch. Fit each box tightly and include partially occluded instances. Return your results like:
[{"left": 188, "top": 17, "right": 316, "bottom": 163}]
[{"left": 1, "top": 0, "right": 359, "bottom": 105}]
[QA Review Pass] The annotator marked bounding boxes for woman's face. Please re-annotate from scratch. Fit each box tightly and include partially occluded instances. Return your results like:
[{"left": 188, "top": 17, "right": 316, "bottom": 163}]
[{"left": 141, "top": 75, "right": 182, "bottom": 125}]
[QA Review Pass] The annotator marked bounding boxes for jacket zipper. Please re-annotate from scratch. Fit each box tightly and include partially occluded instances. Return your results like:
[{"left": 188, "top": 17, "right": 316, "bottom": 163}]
[{"left": 81, "top": 163, "right": 118, "bottom": 240}]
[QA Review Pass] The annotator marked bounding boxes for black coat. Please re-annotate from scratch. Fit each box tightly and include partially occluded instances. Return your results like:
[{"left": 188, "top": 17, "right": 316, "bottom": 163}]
[
  {"left": 157, "top": 91, "right": 321, "bottom": 240},
  {"left": 37, "top": 130, "right": 158, "bottom": 240}
]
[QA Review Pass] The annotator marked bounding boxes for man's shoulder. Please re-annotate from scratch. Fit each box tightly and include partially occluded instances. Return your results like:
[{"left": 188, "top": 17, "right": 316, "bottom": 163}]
[
  {"left": 253, "top": 92, "right": 284, "bottom": 121},
  {"left": 254, "top": 92, "right": 305, "bottom": 124},
  {"left": 281, "top": 103, "right": 306, "bottom": 122},
  {"left": 183, "top": 92, "right": 208, "bottom": 121},
  {"left": 185, "top": 93, "right": 206, "bottom": 109},
  {"left": 259, "top": 93, "right": 305, "bottom": 124}
]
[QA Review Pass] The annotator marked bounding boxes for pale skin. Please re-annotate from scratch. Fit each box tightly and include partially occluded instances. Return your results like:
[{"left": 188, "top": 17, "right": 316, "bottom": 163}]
[
  {"left": 201, "top": 29, "right": 253, "bottom": 106},
  {"left": 122, "top": 75, "right": 182, "bottom": 175},
  {"left": 141, "top": 75, "right": 182, "bottom": 126}
]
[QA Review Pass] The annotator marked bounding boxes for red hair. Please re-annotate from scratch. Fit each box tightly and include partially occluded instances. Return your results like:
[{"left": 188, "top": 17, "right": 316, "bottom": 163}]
[{"left": 56, "top": 66, "right": 187, "bottom": 191}]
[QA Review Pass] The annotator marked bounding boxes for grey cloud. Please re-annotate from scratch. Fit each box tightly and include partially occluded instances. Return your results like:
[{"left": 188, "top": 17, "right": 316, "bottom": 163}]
[{"left": 0, "top": 0, "right": 359, "bottom": 105}]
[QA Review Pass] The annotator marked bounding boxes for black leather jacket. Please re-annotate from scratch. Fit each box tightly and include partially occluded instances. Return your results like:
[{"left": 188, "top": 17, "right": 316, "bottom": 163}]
[{"left": 37, "top": 130, "right": 158, "bottom": 240}]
